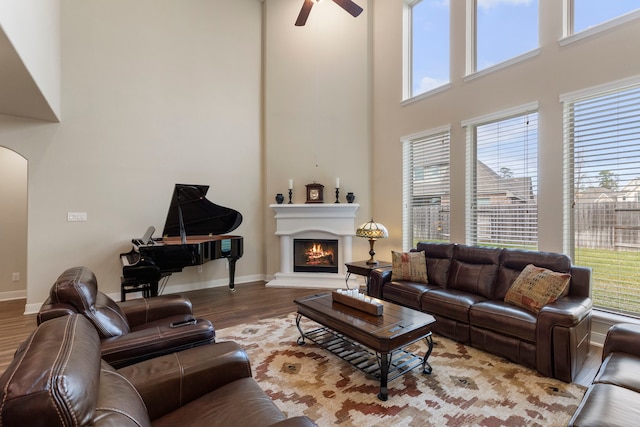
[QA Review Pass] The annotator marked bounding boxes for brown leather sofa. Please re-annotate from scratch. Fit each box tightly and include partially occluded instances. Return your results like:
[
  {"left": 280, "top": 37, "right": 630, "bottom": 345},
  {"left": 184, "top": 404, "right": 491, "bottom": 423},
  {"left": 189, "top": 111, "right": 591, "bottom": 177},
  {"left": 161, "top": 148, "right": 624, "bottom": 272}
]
[
  {"left": 369, "top": 243, "right": 593, "bottom": 382},
  {"left": 0, "top": 314, "right": 317, "bottom": 427},
  {"left": 37, "top": 266, "right": 215, "bottom": 368},
  {"left": 569, "top": 323, "right": 640, "bottom": 426}
]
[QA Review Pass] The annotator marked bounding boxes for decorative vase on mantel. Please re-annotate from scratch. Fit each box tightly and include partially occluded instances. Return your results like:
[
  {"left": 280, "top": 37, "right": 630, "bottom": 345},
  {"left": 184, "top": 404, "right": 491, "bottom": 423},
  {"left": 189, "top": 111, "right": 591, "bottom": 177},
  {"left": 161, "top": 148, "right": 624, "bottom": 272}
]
[
  {"left": 275, "top": 193, "right": 284, "bottom": 204},
  {"left": 346, "top": 192, "right": 355, "bottom": 203}
]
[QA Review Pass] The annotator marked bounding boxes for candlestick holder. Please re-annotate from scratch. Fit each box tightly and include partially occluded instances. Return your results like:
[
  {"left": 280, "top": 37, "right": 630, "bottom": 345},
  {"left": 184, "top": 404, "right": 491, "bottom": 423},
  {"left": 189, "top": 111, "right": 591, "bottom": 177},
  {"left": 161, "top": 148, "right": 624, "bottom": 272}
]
[
  {"left": 288, "top": 189, "right": 293, "bottom": 204},
  {"left": 335, "top": 188, "right": 340, "bottom": 203}
]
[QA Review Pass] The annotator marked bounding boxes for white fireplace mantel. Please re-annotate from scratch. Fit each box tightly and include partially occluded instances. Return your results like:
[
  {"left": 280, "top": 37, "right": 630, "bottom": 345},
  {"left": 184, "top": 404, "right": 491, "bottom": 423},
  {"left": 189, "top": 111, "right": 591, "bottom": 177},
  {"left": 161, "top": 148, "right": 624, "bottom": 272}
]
[{"left": 267, "top": 203, "right": 359, "bottom": 289}]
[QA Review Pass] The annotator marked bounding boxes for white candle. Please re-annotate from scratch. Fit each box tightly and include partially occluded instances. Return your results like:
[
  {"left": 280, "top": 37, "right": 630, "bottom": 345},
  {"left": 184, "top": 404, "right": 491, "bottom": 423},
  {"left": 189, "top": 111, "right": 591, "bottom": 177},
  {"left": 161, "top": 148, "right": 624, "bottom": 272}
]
[
  {"left": 289, "top": 179, "right": 293, "bottom": 189},
  {"left": 336, "top": 178, "right": 340, "bottom": 188}
]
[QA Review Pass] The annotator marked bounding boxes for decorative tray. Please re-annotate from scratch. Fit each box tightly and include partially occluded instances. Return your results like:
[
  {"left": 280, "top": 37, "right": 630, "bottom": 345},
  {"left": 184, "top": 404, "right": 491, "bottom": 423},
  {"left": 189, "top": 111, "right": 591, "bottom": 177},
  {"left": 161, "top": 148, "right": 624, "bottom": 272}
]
[{"left": 332, "top": 290, "right": 384, "bottom": 316}]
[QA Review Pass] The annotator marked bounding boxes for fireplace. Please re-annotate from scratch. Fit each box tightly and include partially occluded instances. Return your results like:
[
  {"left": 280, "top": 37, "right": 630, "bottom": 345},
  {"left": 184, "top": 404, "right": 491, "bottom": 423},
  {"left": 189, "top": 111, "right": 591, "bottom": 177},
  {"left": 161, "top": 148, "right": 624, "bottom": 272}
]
[
  {"left": 293, "top": 239, "right": 339, "bottom": 273},
  {"left": 268, "top": 203, "right": 359, "bottom": 288}
]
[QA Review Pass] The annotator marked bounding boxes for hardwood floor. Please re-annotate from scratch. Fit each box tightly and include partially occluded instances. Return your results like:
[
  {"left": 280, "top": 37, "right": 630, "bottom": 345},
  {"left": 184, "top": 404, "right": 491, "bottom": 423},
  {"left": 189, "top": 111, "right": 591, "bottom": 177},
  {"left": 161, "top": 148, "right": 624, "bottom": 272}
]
[{"left": 0, "top": 281, "right": 601, "bottom": 387}]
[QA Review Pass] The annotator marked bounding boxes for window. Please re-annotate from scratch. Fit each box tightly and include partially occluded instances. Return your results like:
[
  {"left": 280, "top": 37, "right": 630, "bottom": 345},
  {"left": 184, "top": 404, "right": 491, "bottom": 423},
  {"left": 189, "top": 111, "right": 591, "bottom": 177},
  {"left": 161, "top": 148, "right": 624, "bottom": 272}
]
[
  {"left": 407, "top": 0, "right": 450, "bottom": 98},
  {"left": 571, "top": 0, "right": 640, "bottom": 35},
  {"left": 562, "top": 79, "right": 640, "bottom": 315},
  {"left": 474, "top": 0, "right": 538, "bottom": 73},
  {"left": 465, "top": 106, "right": 538, "bottom": 249},
  {"left": 402, "top": 128, "right": 451, "bottom": 250}
]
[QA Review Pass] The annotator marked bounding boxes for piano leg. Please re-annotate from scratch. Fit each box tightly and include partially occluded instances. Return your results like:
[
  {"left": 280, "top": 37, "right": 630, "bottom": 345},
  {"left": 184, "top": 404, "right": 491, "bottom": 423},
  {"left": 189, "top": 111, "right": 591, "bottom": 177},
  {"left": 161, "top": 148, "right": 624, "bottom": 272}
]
[
  {"left": 228, "top": 256, "right": 240, "bottom": 292},
  {"left": 149, "top": 281, "right": 159, "bottom": 297}
]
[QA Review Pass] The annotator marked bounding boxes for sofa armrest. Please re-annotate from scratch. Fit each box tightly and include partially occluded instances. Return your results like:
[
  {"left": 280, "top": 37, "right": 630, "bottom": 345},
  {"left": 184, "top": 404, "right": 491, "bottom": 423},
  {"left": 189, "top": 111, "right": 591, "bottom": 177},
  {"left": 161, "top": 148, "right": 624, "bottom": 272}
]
[
  {"left": 120, "top": 294, "right": 193, "bottom": 327},
  {"left": 538, "top": 296, "right": 593, "bottom": 328},
  {"left": 568, "top": 265, "right": 592, "bottom": 298},
  {"left": 36, "top": 301, "right": 77, "bottom": 324},
  {"left": 602, "top": 323, "right": 640, "bottom": 360},
  {"left": 536, "top": 296, "right": 593, "bottom": 378},
  {"left": 270, "top": 417, "right": 319, "bottom": 427},
  {"left": 118, "top": 341, "right": 251, "bottom": 421},
  {"left": 368, "top": 268, "right": 393, "bottom": 298},
  {"left": 100, "top": 319, "right": 215, "bottom": 368}
]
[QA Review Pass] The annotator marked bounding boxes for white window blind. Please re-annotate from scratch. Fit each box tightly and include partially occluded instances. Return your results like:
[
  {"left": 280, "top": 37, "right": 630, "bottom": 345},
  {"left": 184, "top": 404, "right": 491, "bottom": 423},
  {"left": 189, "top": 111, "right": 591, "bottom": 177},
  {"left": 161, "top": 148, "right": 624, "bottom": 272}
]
[
  {"left": 402, "top": 129, "right": 450, "bottom": 250},
  {"left": 563, "top": 80, "right": 640, "bottom": 315},
  {"left": 467, "top": 111, "right": 538, "bottom": 249}
]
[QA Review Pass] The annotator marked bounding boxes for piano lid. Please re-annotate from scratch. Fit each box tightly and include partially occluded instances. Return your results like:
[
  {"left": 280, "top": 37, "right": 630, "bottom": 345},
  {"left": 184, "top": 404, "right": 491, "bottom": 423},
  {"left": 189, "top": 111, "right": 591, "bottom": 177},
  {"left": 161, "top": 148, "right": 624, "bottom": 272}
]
[{"left": 162, "top": 184, "right": 243, "bottom": 238}]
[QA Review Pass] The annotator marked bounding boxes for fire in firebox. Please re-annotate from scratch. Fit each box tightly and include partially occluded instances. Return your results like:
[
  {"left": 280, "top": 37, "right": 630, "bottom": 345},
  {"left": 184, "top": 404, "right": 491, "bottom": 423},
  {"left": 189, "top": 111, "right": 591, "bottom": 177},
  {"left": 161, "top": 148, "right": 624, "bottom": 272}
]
[{"left": 293, "top": 239, "right": 339, "bottom": 273}]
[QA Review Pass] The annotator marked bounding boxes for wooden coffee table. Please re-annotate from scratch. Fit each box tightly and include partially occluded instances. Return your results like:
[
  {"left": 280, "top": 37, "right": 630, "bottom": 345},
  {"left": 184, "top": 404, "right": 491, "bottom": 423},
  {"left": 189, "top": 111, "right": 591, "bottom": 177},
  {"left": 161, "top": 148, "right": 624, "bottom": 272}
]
[{"left": 294, "top": 292, "right": 436, "bottom": 400}]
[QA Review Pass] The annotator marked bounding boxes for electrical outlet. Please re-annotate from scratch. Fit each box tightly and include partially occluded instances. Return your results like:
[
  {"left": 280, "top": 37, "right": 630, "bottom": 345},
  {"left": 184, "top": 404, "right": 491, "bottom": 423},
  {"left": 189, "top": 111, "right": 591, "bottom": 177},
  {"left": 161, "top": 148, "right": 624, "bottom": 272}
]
[
  {"left": 67, "top": 212, "right": 88, "bottom": 222},
  {"left": 197, "top": 266, "right": 203, "bottom": 273},
  {"left": 11, "top": 272, "right": 20, "bottom": 282}
]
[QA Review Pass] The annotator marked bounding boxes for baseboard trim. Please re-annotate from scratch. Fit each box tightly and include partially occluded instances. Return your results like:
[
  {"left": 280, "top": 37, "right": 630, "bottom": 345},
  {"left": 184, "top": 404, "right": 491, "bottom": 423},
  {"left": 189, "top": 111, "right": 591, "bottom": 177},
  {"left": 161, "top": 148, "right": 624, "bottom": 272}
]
[
  {"left": 0, "top": 289, "right": 27, "bottom": 302},
  {"left": 23, "top": 274, "right": 265, "bottom": 315}
]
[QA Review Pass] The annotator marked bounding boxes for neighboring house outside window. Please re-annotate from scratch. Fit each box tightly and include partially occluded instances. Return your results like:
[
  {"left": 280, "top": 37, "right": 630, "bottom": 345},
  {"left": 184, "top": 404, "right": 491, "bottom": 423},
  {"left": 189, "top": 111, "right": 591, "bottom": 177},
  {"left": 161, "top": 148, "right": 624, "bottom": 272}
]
[
  {"left": 464, "top": 106, "right": 539, "bottom": 249},
  {"left": 402, "top": 127, "right": 451, "bottom": 250}
]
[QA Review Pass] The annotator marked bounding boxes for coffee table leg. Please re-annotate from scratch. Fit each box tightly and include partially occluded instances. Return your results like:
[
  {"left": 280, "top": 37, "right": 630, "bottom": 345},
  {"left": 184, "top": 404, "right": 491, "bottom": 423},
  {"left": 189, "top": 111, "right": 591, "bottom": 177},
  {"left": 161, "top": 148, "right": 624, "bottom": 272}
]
[
  {"left": 378, "top": 352, "right": 390, "bottom": 401},
  {"left": 422, "top": 332, "right": 434, "bottom": 374},
  {"left": 295, "top": 313, "right": 306, "bottom": 345}
]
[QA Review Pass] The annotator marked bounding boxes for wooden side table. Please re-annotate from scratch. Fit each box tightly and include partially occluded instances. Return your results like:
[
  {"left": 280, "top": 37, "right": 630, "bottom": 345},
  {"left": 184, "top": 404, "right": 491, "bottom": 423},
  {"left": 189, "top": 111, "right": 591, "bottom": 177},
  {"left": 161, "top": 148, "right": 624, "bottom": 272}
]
[{"left": 345, "top": 260, "right": 392, "bottom": 293}]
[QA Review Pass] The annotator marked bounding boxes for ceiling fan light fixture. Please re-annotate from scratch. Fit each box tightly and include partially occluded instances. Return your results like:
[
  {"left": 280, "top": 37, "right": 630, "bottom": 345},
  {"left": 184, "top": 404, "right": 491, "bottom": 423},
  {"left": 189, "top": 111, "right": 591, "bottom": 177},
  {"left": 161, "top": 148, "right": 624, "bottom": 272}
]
[{"left": 295, "top": 0, "right": 363, "bottom": 27}]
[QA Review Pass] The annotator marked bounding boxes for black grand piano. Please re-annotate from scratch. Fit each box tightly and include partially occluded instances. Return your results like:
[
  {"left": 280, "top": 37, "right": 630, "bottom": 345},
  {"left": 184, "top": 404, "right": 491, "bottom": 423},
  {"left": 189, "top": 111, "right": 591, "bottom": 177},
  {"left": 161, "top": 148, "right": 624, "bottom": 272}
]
[{"left": 120, "top": 184, "right": 243, "bottom": 300}]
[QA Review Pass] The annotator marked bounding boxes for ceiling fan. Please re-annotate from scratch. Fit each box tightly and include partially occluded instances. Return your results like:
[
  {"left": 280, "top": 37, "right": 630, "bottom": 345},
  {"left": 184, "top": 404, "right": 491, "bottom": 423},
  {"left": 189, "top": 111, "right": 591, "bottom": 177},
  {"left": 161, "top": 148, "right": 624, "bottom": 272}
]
[{"left": 295, "top": 0, "right": 363, "bottom": 26}]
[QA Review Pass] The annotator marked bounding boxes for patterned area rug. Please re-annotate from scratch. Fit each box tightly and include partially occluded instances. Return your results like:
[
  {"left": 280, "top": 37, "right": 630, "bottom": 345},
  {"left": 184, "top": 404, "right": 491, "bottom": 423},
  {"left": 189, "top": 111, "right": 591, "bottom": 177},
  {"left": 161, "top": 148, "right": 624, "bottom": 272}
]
[{"left": 217, "top": 313, "right": 585, "bottom": 426}]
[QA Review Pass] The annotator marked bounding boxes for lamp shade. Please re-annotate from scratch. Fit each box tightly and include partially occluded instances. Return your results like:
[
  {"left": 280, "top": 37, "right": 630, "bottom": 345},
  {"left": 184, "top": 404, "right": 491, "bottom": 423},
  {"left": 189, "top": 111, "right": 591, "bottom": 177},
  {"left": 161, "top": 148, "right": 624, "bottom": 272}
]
[{"left": 356, "top": 219, "right": 389, "bottom": 240}]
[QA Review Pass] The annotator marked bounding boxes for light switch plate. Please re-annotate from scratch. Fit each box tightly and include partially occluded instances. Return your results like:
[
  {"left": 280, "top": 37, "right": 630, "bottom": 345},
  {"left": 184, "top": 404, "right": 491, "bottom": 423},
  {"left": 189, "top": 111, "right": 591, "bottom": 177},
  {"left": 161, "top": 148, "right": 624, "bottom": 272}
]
[{"left": 67, "top": 212, "right": 88, "bottom": 222}]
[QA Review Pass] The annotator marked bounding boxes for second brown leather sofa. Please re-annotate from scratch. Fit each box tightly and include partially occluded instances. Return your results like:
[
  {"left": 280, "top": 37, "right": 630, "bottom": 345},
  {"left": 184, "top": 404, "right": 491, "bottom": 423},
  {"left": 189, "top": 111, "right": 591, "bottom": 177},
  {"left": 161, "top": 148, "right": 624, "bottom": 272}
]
[
  {"left": 0, "top": 314, "right": 317, "bottom": 427},
  {"left": 37, "top": 266, "right": 215, "bottom": 368},
  {"left": 569, "top": 323, "right": 640, "bottom": 426}
]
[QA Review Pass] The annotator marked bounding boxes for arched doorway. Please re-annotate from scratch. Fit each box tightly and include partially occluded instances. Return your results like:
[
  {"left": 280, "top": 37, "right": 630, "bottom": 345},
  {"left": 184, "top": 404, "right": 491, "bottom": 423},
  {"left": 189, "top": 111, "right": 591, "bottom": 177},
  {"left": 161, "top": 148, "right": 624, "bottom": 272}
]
[{"left": 0, "top": 146, "right": 27, "bottom": 300}]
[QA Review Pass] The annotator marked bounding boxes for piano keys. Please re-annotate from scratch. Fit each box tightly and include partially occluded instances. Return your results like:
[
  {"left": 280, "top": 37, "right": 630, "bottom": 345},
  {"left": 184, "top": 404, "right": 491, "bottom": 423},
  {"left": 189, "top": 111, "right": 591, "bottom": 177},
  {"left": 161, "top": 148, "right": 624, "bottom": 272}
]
[{"left": 120, "top": 184, "right": 244, "bottom": 298}]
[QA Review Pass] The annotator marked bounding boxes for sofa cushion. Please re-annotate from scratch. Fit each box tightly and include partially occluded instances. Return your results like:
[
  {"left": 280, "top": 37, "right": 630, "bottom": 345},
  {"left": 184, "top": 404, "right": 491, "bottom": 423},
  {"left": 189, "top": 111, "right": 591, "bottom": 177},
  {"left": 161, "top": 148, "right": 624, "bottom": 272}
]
[
  {"left": 152, "top": 377, "right": 287, "bottom": 427},
  {"left": 469, "top": 300, "right": 536, "bottom": 342},
  {"left": 594, "top": 352, "right": 640, "bottom": 393},
  {"left": 421, "top": 288, "right": 486, "bottom": 323},
  {"left": 415, "top": 242, "right": 455, "bottom": 287},
  {"left": 383, "top": 281, "right": 436, "bottom": 309},
  {"left": 568, "top": 383, "right": 640, "bottom": 427},
  {"left": 391, "top": 251, "right": 428, "bottom": 283},
  {"left": 50, "top": 266, "right": 131, "bottom": 338},
  {"left": 495, "top": 249, "right": 572, "bottom": 299},
  {"left": 447, "top": 245, "right": 501, "bottom": 299},
  {"left": 504, "top": 264, "right": 570, "bottom": 313}
]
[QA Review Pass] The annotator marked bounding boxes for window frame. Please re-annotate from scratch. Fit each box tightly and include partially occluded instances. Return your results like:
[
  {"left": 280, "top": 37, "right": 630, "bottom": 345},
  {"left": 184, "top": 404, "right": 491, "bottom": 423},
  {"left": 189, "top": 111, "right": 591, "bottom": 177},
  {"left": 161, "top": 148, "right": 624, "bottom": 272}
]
[
  {"left": 562, "top": 76, "right": 640, "bottom": 316},
  {"left": 463, "top": 103, "right": 540, "bottom": 249},
  {"left": 402, "top": 0, "right": 452, "bottom": 102},
  {"left": 466, "top": 0, "right": 540, "bottom": 79},
  {"left": 402, "top": 125, "right": 452, "bottom": 251},
  {"left": 560, "top": 0, "right": 640, "bottom": 46}
]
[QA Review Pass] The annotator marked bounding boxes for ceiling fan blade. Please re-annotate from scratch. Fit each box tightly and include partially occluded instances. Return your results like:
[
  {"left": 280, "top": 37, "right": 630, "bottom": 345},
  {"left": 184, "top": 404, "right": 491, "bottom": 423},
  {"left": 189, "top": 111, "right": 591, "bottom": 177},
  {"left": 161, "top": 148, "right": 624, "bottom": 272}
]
[
  {"left": 295, "top": 0, "right": 314, "bottom": 26},
  {"left": 332, "top": 0, "right": 363, "bottom": 18}
]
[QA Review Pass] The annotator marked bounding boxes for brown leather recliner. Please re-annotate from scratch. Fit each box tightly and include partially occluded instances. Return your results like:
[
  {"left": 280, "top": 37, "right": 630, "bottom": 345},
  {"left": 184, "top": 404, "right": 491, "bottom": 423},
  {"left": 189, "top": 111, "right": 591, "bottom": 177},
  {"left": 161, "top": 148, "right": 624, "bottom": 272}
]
[
  {"left": 0, "top": 315, "right": 317, "bottom": 427},
  {"left": 37, "top": 266, "right": 215, "bottom": 368},
  {"left": 569, "top": 323, "right": 640, "bottom": 426}
]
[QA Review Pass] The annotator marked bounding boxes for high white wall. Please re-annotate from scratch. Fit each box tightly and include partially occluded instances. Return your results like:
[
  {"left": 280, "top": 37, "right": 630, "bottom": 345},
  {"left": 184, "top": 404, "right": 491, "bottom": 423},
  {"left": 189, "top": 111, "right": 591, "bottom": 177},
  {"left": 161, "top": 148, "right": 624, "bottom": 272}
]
[
  {"left": 371, "top": 1, "right": 640, "bottom": 258},
  {"left": 0, "top": 0, "right": 263, "bottom": 309},
  {"left": 263, "top": 0, "right": 374, "bottom": 277}
]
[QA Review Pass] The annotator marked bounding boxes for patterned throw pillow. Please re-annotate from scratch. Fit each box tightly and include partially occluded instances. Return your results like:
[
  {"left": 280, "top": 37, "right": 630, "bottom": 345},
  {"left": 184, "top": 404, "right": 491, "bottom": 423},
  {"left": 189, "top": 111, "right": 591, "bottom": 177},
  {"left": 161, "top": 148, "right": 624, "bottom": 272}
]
[
  {"left": 391, "top": 251, "right": 428, "bottom": 284},
  {"left": 504, "top": 264, "right": 571, "bottom": 313}
]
